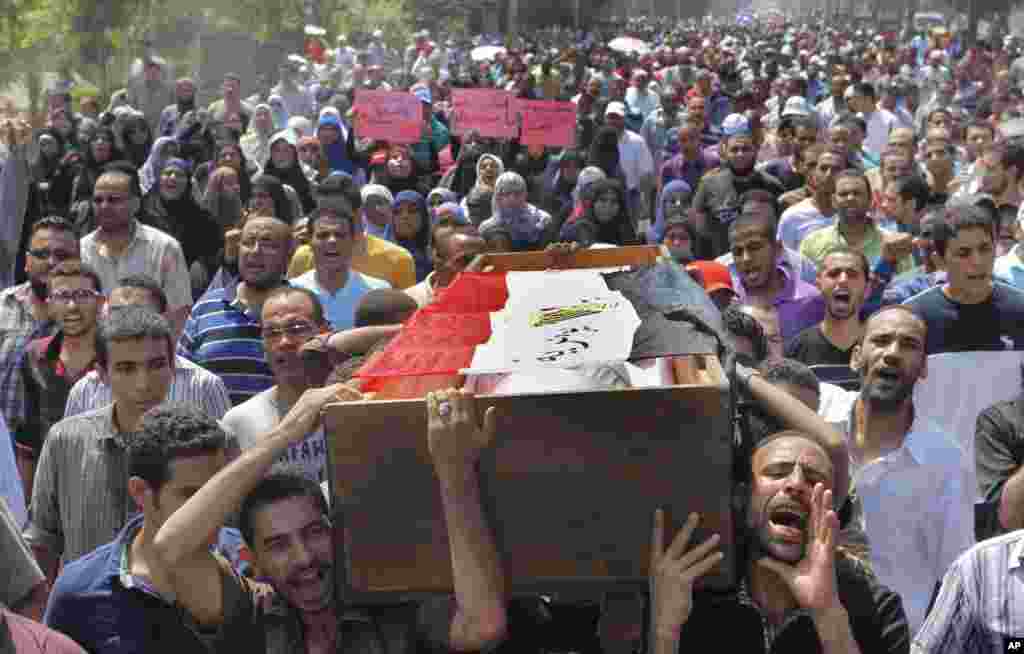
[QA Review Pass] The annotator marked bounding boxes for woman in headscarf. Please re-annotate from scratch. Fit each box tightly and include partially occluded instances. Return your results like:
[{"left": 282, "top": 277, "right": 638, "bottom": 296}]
[
  {"left": 297, "top": 135, "right": 323, "bottom": 182},
  {"left": 200, "top": 166, "right": 245, "bottom": 232},
  {"left": 541, "top": 147, "right": 584, "bottom": 224},
  {"left": 586, "top": 126, "right": 626, "bottom": 184},
  {"left": 372, "top": 143, "right": 430, "bottom": 196},
  {"left": 240, "top": 104, "right": 275, "bottom": 168},
  {"left": 479, "top": 171, "right": 553, "bottom": 251},
  {"left": 561, "top": 164, "right": 607, "bottom": 227},
  {"left": 118, "top": 111, "right": 154, "bottom": 168},
  {"left": 141, "top": 157, "right": 223, "bottom": 298},
  {"left": 392, "top": 190, "right": 432, "bottom": 281},
  {"left": 439, "top": 129, "right": 483, "bottom": 197},
  {"left": 70, "top": 127, "right": 122, "bottom": 204},
  {"left": 426, "top": 187, "right": 457, "bottom": 214},
  {"left": 558, "top": 177, "right": 637, "bottom": 247},
  {"left": 26, "top": 129, "right": 70, "bottom": 219},
  {"left": 261, "top": 130, "right": 315, "bottom": 214},
  {"left": 432, "top": 201, "right": 471, "bottom": 229},
  {"left": 460, "top": 152, "right": 504, "bottom": 225},
  {"left": 192, "top": 141, "right": 254, "bottom": 208},
  {"left": 647, "top": 179, "right": 693, "bottom": 244},
  {"left": 139, "top": 136, "right": 180, "bottom": 196},
  {"left": 360, "top": 184, "right": 395, "bottom": 240},
  {"left": 248, "top": 173, "right": 295, "bottom": 225},
  {"left": 316, "top": 111, "right": 356, "bottom": 175}
]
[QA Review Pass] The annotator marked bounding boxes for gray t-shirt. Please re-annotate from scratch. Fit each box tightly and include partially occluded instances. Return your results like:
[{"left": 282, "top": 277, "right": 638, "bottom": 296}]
[
  {"left": 0, "top": 497, "right": 43, "bottom": 608},
  {"left": 221, "top": 387, "right": 328, "bottom": 484}
]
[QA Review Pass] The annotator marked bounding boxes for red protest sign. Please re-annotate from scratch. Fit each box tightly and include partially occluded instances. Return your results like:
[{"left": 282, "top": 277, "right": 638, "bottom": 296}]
[
  {"left": 353, "top": 90, "right": 423, "bottom": 144},
  {"left": 451, "top": 89, "right": 517, "bottom": 139},
  {"left": 514, "top": 100, "right": 576, "bottom": 148}
]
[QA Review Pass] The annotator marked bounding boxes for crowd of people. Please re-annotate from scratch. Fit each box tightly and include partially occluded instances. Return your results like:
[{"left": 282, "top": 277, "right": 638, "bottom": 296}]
[{"left": 4, "top": 9, "right": 1024, "bottom": 654}]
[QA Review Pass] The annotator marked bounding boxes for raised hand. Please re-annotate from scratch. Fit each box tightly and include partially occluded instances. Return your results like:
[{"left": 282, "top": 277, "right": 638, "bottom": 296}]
[
  {"left": 649, "top": 510, "right": 723, "bottom": 641},
  {"left": 757, "top": 483, "right": 841, "bottom": 612},
  {"left": 426, "top": 388, "right": 496, "bottom": 471}
]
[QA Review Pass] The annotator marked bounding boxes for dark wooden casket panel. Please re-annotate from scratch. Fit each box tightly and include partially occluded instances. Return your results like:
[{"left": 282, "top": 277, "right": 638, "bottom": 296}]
[{"left": 324, "top": 362, "right": 736, "bottom": 603}]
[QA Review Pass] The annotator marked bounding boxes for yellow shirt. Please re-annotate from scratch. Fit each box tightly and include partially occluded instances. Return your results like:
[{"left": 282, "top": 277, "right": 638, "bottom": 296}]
[{"left": 287, "top": 235, "right": 418, "bottom": 290}]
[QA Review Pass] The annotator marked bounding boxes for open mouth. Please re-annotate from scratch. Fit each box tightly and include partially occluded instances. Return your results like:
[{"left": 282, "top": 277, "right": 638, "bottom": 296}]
[
  {"left": 768, "top": 505, "right": 808, "bottom": 543},
  {"left": 831, "top": 288, "right": 851, "bottom": 309},
  {"left": 874, "top": 368, "right": 902, "bottom": 384}
]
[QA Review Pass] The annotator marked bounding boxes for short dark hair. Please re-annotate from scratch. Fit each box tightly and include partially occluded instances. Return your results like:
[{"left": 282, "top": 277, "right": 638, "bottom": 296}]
[
  {"left": 851, "top": 82, "right": 876, "bottom": 100},
  {"left": 316, "top": 173, "right": 362, "bottom": 212},
  {"left": 889, "top": 175, "right": 931, "bottom": 212},
  {"left": 932, "top": 204, "right": 996, "bottom": 258},
  {"left": 835, "top": 115, "right": 866, "bottom": 135},
  {"left": 129, "top": 403, "right": 227, "bottom": 493},
  {"left": 239, "top": 470, "right": 329, "bottom": 547},
  {"left": 728, "top": 210, "right": 777, "bottom": 244},
  {"left": 306, "top": 205, "right": 359, "bottom": 235},
  {"left": 760, "top": 358, "right": 821, "bottom": 396},
  {"left": 115, "top": 274, "right": 168, "bottom": 314},
  {"left": 48, "top": 260, "right": 103, "bottom": 294},
  {"left": 262, "top": 286, "right": 326, "bottom": 326},
  {"left": 722, "top": 304, "right": 769, "bottom": 365},
  {"left": 738, "top": 188, "right": 780, "bottom": 222},
  {"left": 30, "top": 216, "right": 76, "bottom": 239},
  {"left": 355, "top": 289, "right": 418, "bottom": 327},
  {"left": 95, "top": 306, "right": 174, "bottom": 370},
  {"left": 820, "top": 245, "right": 870, "bottom": 279},
  {"left": 834, "top": 169, "right": 872, "bottom": 198},
  {"left": 98, "top": 160, "right": 142, "bottom": 198}
]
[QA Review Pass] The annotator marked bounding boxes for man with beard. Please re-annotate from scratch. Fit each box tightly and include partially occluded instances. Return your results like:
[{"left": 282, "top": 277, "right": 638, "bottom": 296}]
[
  {"left": 158, "top": 78, "right": 197, "bottom": 138},
  {"left": 149, "top": 387, "right": 507, "bottom": 653},
  {"left": 0, "top": 217, "right": 78, "bottom": 452},
  {"left": 603, "top": 102, "right": 654, "bottom": 226},
  {"left": 777, "top": 144, "right": 844, "bottom": 257},
  {"left": 821, "top": 306, "right": 975, "bottom": 633},
  {"left": 728, "top": 212, "right": 824, "bottom": 347},
  {"left": 800, "top": 170, "right": 915, "bottom": 275},
  {"left": 815, "top": 66, "right": 851, "bottom": 132},
  {"left": 788, "top": 248, "right": 869, "bottom": 367},
  {"left": 180, "top": 215, "right": 291, "bottom": 405},
  {"left": 904, "top": 204, "right": 1024, "bottom": 354},
  {"left": 692, "top": 116, "right": 785, "bottom": 259},
  {"left": 649, "top": 397, "right": 907, "bottom": 651},
  {"left": 973, "top": 142, "right": 1024, "bottom": 210}
]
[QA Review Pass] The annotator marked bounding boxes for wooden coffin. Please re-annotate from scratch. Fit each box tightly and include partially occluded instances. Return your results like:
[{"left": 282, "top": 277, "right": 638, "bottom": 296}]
[{"left": 324, "top": 353, "right": 736, "bottom": 603}]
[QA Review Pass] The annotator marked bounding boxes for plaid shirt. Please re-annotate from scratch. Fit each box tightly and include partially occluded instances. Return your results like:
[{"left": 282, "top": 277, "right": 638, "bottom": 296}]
[
  {"left": 913, "top": 530, "right": 1024, "bottom": 653},
  {"left": 0, "top": 283, "right": 55, "bottom": 443}
]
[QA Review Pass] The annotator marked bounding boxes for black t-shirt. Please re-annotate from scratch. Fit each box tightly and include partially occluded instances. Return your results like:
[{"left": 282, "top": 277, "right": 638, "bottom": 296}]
[
  {"left": 679, "top": 555, "right": 909, "bottom": 653},
  {"left": 692, "top": 168, "right": 786, "bottom": 258},
  {"left": 786, "top": 324, "right": 856, "bottom": 367},
  {"left": 904, "top": 282, "right": 1024, "bottom": 355}
]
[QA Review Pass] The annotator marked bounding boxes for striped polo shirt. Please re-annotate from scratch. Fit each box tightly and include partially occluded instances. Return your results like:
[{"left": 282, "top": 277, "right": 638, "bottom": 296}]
[{"left": 178, "top": 282, "right": 278, "bottom": 406}]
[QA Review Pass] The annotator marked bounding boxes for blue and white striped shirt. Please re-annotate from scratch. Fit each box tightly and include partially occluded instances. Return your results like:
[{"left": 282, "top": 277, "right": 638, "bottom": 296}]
[
  {"left": 64, "top": 355, "right": 232, "bottom": 421},
  {"left": 177, "top": 283, "right": 276, "bottom": 406}
]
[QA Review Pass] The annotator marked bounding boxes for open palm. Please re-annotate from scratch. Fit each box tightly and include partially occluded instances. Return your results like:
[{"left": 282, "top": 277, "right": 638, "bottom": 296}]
[{"left": 758, "top": 483, "right": 840, "bottom": 612}]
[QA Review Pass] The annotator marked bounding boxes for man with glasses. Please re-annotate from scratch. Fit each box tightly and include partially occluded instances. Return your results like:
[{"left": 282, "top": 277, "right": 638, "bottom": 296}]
[
  {"left": 179, "top": 214, "right": 291, "bottom": 406},
  {"left": 221, "top": 286, "right": 333, "bottom": 483},
  {"left": 18, "top": 262, "right": 104, "bottom": 502},
  {"left": 0, "top": 217, "right": 79, "bottom": 494},
  {"left": 80, "top": 162, "right": 192, "bottom": 336},
  {"left": 291, "top": 208, "right": 390, "bottom": 330}
]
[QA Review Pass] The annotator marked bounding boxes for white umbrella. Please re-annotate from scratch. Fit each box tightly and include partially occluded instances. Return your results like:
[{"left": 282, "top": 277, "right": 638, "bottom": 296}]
[
  {"left": 608, "top": 36, "right": 650, "bottom": 55},
  {"left": 471, "top": 45, "right": 507, "bottom": 62}
]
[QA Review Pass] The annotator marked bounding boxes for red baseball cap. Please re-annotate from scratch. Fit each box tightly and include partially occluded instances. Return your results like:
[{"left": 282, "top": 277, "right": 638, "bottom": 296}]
[{"left": 686, "top": 261, "right": 734, "bottom": 294}]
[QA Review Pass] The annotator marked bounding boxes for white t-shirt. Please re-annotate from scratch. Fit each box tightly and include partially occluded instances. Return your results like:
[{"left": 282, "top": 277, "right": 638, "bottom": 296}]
[
  {"left": 222, "top": 387, "right": 327, "bottom": 484},
  {"left": 777, "top": 199, "right": 835, "bottom": 252}
]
